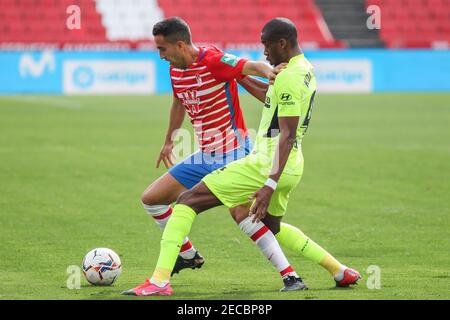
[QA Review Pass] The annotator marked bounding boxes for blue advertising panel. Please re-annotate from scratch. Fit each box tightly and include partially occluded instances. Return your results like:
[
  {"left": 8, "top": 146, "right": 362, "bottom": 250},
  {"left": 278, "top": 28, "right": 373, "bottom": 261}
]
[
  {"left": 0, "top": 50, "right": 449, "bottom": 94},
  {"left": 0, "top": 51, "right": 62, "bottom": 94}
]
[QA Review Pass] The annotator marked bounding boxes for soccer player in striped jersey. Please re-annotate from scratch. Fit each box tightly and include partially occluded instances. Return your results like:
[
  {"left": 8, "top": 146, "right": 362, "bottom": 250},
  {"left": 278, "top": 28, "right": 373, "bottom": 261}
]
[
  {"left": 138, "top": 17, "right": 289, "bottom": 277},
  {"left": 123, "top": 18, "right": 361, "bottom": 296}
]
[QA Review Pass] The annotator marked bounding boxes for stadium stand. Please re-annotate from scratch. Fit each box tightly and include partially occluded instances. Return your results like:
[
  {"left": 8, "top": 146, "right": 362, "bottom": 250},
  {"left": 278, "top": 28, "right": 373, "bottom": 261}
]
[
  {"left": 316, "top": 0, "right": 384, "bottom": 48},
  {"left": 156, "top": 0, "right": 344, "bottom": 49},
  {"left": 0, "top": 0, "right": 343, "bottom": 49},
  {"left": 0, "top": 0, "right": 105, "bottom": 46},
  {"left": 0, "top": 0, "right": 448, "bottom": 49},
  {"left": 365, "top": 0, "right": 450, "bottom": 48},
  {"left": 96, "top": 0, "right": 163, "bottom": 41}
]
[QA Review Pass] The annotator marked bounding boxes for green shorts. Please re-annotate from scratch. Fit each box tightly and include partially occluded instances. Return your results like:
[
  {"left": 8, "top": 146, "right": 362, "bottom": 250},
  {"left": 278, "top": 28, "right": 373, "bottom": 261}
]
[{"left": 202, "top": 153, "right": 303, "bottom": 216}]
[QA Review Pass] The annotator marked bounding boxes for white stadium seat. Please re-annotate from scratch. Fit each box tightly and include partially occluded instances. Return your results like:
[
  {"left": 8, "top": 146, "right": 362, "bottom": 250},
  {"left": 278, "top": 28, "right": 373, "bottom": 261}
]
[{"left": 95, "top": 0, "right": 164, "bottom": 41}]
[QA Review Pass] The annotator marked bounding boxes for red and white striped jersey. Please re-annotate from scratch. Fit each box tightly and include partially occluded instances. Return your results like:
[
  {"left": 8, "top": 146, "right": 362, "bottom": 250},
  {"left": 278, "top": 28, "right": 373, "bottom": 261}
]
[{"left": 171, "top": 46, "right": 249, "bottom": 154}]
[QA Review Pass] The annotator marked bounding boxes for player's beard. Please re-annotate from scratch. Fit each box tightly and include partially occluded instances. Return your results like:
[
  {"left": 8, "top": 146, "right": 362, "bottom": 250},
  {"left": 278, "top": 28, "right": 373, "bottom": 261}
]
[
  {"left": 171, "top": 57, "right": 188, "bottom": 69},
  {"left": 270, "top": 54, "right": 284, "bottom": 67}
]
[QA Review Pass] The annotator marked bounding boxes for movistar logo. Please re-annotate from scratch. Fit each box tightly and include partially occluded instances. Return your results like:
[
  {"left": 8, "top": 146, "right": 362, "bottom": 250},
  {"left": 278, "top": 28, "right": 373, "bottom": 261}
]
[{"left": 19, "top": 51, "right": 55, "bottom": 78}]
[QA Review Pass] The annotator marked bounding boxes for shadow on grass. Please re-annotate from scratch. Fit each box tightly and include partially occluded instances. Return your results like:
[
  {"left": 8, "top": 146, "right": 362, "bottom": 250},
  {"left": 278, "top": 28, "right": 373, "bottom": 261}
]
[{"left": 79, "top": 285, "right": 359, "bottom": 300}]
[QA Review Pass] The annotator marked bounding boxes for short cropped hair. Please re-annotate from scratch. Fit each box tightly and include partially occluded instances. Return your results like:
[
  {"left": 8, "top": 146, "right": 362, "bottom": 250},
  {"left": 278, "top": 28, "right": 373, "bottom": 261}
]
[
  {"left": 262, "top": 18, "right": 298, "bottom": 47},
  {"left": 152, "top": 17, "right": 192, "bottom": 44}
]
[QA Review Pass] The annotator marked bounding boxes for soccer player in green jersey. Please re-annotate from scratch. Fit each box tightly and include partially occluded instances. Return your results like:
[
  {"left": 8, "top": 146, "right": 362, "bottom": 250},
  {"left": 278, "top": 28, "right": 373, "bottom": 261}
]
[{"left": 124, "top": 18, "right": 361, "bottom": 296}]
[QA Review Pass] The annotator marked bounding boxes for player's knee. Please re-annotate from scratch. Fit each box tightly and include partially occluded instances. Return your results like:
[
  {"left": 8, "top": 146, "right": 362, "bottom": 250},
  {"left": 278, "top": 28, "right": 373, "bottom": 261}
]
[
  {"left": 229, "top": 211, "right": 239, "bottom": 223},
  {"left": 229, "top": 207, "right": 248, "bottom": 224},
  {"left": 141, "top": 190, "right": 154, "bottom": 206}
]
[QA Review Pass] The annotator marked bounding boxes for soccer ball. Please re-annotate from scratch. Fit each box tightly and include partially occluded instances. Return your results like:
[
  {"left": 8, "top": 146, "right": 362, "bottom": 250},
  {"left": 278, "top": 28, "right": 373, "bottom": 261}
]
[{"left": 82, "top": 248, "right": 122, "bottom": 286}]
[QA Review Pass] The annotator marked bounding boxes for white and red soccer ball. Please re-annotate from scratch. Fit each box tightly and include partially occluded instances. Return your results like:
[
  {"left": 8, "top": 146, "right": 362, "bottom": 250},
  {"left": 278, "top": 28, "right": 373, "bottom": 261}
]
[{"left": 82, "top": 248, "right": 122, "bottom": 286}]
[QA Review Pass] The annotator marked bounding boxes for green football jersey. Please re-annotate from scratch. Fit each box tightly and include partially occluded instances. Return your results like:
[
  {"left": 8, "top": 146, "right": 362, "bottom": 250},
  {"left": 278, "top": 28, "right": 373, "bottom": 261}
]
[{"left": 253, "top": 54, "right": 317, "bottom": 176}]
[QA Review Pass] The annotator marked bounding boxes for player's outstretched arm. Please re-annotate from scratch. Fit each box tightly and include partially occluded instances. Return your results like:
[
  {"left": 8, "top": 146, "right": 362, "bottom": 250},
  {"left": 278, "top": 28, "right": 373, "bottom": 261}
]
[
  {"left": 238, "top": 63, "right": 288, "bottom": 103},
  {"left": 242, "top": 61, "right": 275, "bottom": 80},
  {"left": 237, "top": 76, "right": 268, "bottom": 103},
  {"left": 157, "top": 97, "right": 186, "bottom": 169}
]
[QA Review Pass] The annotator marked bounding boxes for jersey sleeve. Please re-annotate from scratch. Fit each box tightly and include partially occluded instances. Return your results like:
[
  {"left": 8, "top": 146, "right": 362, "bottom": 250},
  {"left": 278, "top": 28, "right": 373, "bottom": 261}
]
[
  {"left": 171, "top": 80, "right": 178, "bottom": 98},
  {"left": 274, "top": 72, "right": 303, "bottom": 118},
  {"left": 206, "top": 53, "right": 248, "bottom": 82}
]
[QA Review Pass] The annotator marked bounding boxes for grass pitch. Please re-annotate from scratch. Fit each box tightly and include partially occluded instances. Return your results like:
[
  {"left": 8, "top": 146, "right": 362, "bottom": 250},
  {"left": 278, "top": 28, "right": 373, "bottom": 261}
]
[{"left": 0, "top": 93, "right": 449, "bottom": 300}]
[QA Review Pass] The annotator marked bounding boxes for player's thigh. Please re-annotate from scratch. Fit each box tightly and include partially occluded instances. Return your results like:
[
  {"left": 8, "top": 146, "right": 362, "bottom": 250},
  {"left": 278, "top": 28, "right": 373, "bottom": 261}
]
[
  {"left": 141, "top": 172, "right": 187, "bottom": 205},
  {"left": 203, "top": 159, "right": 266, "bottom": 209},
  {"left": 177, "top": 182, "right": 223, "bottom": 213},
  {"left": 267, "top": 173, "right": 303, "bottom": 217}
]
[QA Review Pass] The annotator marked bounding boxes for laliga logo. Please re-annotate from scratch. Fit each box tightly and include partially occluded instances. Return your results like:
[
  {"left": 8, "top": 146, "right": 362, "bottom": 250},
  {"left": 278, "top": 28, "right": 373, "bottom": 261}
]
[
  {"left": 19, "top": 51, "right": 56, "bottom": 78},
  {"left": 73, "top": 66, "right": 95, "bottom": 89}
]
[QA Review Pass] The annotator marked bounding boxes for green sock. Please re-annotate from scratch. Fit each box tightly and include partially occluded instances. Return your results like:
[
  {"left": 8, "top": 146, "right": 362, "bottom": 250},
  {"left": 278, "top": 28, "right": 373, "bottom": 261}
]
[
  {"left": 151, "top": 204, "right": 197, "bottom": 285},
  {"left": 276, "top": 222, "right": 343, "bottom": 276}
]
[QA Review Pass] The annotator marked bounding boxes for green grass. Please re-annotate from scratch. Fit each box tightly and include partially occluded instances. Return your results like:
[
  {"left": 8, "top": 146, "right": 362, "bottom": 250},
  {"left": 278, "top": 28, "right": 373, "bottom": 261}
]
[{"left": 0, "top": 93, "right": 449, "bottom": 300}]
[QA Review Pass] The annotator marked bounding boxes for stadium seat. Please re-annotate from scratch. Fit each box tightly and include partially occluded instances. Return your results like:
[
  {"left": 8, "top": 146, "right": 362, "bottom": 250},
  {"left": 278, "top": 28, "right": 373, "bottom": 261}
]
[
  {"left": 365, "top": 0, "right": 450, "bottom": 48},
  {"left": 0, "top": 0, "right": 341, "bottom": 48},
  {"left": 155, "top": 0, "right": 342, "bottom": 48},
  {"left": 1, "top": 0, "right": 448, "bottom": 49},
  {"left": 95, "top": 0, "right": 163, "bottom": 41},
  {"left": 0, "top": 0, "right": 111, "bottom": 48}
]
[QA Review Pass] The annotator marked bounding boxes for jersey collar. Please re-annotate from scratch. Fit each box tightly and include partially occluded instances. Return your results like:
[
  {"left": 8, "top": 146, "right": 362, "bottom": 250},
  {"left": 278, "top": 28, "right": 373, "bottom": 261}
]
[
  {"left": 288, "top": 53, "right": 304, "bottom": 66},
  {"left": 191, "top": 47, "right": 205, "bottom": 66}
]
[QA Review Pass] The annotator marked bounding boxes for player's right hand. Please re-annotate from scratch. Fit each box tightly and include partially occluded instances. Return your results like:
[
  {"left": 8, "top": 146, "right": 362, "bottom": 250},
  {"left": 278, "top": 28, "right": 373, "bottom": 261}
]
[{"left": 156, "top": 142, "right": 175, "bottom": 169}]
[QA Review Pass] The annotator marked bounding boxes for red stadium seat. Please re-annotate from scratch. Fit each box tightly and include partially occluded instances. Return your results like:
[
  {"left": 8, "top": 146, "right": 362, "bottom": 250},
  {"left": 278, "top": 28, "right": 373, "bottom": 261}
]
[
  {"left": 3, "top": 0, "right": 448, "bottom": 49},
  {"left": 155, "top": 0, "right": 341, "bottom": 48},
  {"left": 0, "top": 0, "right": 108, "bottom": 48},
  {"left": 366, "top": 0, "right": 450, "bottom": 48}
]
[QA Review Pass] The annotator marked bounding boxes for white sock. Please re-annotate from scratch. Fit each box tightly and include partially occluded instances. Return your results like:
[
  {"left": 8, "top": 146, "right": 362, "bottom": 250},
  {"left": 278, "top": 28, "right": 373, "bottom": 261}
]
[
  {"left": 239, "top": 217, "right": 298, "bottom": 279},
  {"left": 333, "top": 265, "right": 348, "bottom": 281},
  {"left": 142, "top": 203, "right": 196, "bottom": 259},
  {"left": 179, "top": 238, "right": 197, "bottom": 259},
  {"left": 149, "top": 278, "right": 169, "bottom": 288}
]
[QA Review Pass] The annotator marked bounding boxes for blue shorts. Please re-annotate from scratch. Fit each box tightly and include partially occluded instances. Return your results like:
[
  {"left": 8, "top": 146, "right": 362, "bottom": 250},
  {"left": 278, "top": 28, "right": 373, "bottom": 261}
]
[{"left": 168, "top": 139, "right": 252, "bottom": 189}]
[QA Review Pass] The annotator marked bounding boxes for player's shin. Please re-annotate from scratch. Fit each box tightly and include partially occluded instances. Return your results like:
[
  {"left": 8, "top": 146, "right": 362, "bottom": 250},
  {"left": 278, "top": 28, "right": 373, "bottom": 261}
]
[
  {"left": 151, "top": 204, "right": 197, "bottom": 286},
  {"left": 143, "top": 203, "right": 197, "bottom": 259},
  {"left": 275, "top": 222, "right": 346, "bottom": 280},
  {"left": 239, "top": 217, "right": 298, "bottom": 279}
]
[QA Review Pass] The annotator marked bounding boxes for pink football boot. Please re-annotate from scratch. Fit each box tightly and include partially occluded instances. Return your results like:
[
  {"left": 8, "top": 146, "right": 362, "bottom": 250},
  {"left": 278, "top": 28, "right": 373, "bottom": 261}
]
[{"left": 121, "top": 279, "right": 173, "bottom": 296}]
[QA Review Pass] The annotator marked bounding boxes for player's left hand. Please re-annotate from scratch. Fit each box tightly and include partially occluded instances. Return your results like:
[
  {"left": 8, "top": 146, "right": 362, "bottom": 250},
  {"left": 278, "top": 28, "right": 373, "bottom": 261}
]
[
  {"left": 269, "top": 63, "right": 288, "bottom": 85},
  {"left": 249, "top": 186, "right": 274, "bottom": 223}
]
